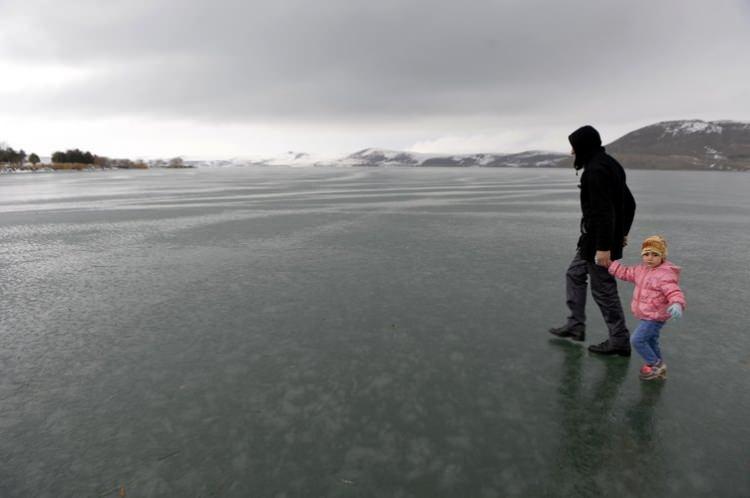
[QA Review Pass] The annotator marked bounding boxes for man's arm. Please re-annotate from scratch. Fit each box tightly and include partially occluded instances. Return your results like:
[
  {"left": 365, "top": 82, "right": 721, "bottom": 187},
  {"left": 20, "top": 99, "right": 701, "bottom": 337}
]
[
  {"left": 623, "top": 183, "right": 636, "bottom": 241},
  {"left": 588, "top": 167, "right": 615, "bottom": 266}
]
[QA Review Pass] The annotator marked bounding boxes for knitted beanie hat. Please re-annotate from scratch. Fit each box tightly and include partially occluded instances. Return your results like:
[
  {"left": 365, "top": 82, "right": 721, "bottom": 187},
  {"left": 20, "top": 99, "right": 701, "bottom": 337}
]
[{"left": 641, "top": 235, "right": 668, "bottom": 257}]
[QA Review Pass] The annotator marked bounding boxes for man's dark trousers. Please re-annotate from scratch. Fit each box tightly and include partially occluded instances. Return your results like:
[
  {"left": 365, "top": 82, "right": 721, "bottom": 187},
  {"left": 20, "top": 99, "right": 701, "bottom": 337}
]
[{"left": 565, "top": 251, "right": 629, "bottom": 348}]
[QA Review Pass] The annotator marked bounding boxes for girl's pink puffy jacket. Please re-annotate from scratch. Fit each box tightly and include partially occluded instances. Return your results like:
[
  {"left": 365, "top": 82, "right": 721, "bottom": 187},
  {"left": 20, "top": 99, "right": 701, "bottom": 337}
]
[{"left": 609, "top": 260, "right": 687, "bottom": 322}]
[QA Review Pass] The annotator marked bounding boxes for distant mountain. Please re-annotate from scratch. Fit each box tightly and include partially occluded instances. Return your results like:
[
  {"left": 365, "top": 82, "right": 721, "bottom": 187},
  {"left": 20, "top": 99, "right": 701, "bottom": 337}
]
[
  {"left": 334, "top": 148, "right": 568, "bottom": 168},
  {"left": 181, "top": 119, "right": 750, "bottom": 171},
  {"left": 606, "top": 120, "right": 750, "bottom": 171},
  {"left": 336, "top": 120, "right": 750, "bottom": 171},
  {"left": 181, "top": 148, "right": 571, "bottom": 169},
  {"left": 183, "top": 151, "right": 333, "bottom": 168}
]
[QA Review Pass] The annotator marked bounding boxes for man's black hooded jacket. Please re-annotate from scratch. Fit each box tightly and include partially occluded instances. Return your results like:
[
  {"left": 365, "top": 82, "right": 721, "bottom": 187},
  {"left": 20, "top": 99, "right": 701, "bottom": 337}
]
[{"left": 569, "top": 126, "right": 636, "bottom": 262}]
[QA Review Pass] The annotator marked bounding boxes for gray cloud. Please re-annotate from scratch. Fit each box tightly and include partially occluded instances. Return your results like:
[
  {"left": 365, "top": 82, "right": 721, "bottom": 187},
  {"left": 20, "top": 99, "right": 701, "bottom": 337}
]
[{"left": 2, "top": 0, "right": 750, "bottom": 137}]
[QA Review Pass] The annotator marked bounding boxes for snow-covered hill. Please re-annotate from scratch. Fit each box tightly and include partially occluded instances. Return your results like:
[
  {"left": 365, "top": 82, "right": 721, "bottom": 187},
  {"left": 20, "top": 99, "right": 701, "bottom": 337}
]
[
  {"left": 180, "top": 148, "right": 569, "bottom": 169},
  {"left": 332, "top": 148, "right": 568, "bottom": 168},
  {"left": 183, "top": 151, "right": 334, "bottom": 168},
  {"left": 178, "top": 119, "right": 750, "bottom": 171},
  {"left": 607, "top": 120, "right": 750, "bottom": 170}
]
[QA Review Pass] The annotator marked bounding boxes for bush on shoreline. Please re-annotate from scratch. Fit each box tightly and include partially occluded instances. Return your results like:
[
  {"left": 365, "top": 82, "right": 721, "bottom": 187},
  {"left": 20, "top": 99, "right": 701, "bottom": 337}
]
[{"left": 52, "top": 149, "right": 96, "bottom": 164}]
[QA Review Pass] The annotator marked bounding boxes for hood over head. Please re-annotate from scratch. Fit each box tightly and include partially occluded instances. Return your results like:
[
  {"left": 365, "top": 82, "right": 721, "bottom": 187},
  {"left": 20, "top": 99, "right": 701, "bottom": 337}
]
[{"left": 569, "top": 125, "right": 604, "bottom": 170}]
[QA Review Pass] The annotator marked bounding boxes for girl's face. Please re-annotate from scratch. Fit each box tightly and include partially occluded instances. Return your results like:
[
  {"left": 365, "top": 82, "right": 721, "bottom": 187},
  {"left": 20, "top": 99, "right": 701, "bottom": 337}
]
[{"left": 642, "top": 251, "right": 664, "bottom": 268}]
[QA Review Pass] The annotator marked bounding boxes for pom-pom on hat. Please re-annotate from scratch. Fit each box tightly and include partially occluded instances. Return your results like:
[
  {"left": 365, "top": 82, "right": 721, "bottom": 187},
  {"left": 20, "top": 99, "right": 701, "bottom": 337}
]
[{"left": 641, "top": 235, "right": 668, "bottom": 258}]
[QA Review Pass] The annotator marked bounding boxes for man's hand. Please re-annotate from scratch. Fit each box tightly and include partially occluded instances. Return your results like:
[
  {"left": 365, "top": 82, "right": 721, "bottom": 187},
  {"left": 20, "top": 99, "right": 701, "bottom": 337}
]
[{"left": 594, "top": 250, "right": 612, "bottom": 267}]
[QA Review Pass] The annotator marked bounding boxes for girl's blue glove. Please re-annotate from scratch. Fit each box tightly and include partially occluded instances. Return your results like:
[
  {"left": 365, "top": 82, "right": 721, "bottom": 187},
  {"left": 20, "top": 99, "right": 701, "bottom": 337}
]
[{"left": 667, "top": 303, "right": 683, "bottom": 320}]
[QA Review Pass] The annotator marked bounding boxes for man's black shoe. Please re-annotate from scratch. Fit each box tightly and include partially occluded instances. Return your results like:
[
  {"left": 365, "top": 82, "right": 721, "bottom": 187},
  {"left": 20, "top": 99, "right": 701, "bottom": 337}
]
[
  {"left": 588, "top": 340, "right": 631, "bottom": 357},
  {"left": 548, "top": 324, "right": 586, "bottom": 342}
]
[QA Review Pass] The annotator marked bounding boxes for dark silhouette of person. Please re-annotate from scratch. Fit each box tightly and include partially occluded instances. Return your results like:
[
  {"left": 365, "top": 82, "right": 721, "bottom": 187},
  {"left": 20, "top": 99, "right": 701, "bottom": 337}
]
[{"left": 549, "top": 125, "right": 636, "bottom": 356}]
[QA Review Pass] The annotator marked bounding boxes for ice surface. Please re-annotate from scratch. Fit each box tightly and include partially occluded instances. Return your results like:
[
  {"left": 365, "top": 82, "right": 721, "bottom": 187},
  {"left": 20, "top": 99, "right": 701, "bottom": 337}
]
[{"left": 1, "top": 167, "right": 748, "bottom": 497}]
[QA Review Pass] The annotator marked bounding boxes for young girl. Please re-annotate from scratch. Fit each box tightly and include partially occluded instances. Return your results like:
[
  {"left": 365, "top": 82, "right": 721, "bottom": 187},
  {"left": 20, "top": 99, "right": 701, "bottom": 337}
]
[{"left": 608, "top": 235, "right": 686, "bottom": 380}]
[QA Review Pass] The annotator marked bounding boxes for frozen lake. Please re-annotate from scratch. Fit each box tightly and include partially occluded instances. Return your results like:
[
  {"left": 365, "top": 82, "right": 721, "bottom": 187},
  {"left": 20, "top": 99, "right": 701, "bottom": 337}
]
[{"left": 1, "top": 167, "right": 749, "bottom": 497}]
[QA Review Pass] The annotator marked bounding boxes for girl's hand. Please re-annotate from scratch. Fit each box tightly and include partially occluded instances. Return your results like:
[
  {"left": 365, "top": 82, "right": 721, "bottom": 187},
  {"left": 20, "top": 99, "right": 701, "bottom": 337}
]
[{"left": 667, "top": 303, "right": 683, "bottom": 320}]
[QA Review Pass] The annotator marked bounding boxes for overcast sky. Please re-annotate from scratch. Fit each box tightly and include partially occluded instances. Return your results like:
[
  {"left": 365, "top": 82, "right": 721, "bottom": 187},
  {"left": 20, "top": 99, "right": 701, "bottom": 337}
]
[{"left": 1, "top": 0, "right": 749, "bottom": 159}]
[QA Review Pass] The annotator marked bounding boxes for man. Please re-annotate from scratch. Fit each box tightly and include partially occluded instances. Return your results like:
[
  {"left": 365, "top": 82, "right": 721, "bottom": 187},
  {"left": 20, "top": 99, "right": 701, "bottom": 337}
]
[{"left": 549, "top": 125, "right": 636, "bottom": 356}]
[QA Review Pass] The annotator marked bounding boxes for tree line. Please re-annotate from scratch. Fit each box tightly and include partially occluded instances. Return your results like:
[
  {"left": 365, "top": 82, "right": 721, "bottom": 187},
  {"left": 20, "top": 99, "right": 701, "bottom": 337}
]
[
  {"left": 2, "top": 143, "right": 184, "bottom": 170},
  {"left": 50, "top": 149, "right": 149, "bottom": 168},
  {"left": 0, "top": 146, "right": 40, "bottom": 165},
  {"left": 1, "top": 146, "right": 130, "bottom": 168},
  {"left": 1, "top": 145, "right": 96, "bottom": 165},
  {"left": 51, "top": 148, "right": 97, "bottom": 164}
]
